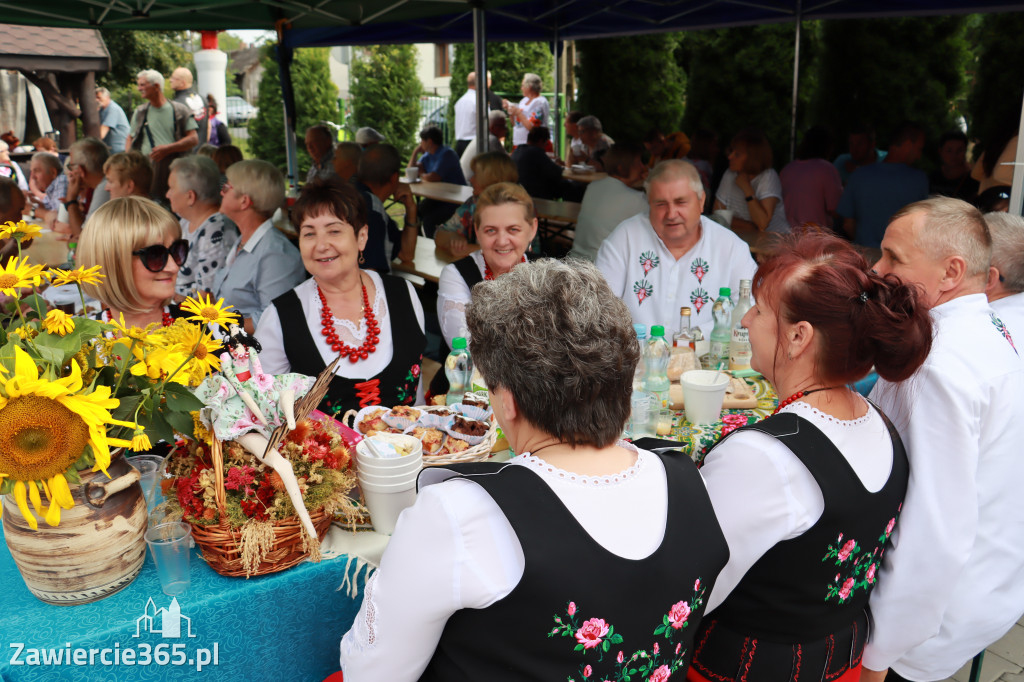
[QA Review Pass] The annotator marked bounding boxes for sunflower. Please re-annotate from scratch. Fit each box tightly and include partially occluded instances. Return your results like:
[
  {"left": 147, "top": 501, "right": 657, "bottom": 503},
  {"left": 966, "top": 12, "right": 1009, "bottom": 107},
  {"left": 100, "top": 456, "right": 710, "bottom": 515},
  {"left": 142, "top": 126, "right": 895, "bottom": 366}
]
[
  {"left": 49, "top": 265, "right": 104, "bottom": 287},
  {"left": 0, "top": 256, "right": 48, "bottom": 295},
  {"left": 180, "top": 293, "right": 240, "bottom": 328},
  {"left": 0, "top": 347, "right": 136, "bottom": 528},
  {"left": 0, "top": 220, "right": 43, "bottom": 243},
  {"left": 170, "top": 323, "right": 223, "bottom": 378},
  {"left": 41, "top": 309, "right": 75, "bottom": 336}
]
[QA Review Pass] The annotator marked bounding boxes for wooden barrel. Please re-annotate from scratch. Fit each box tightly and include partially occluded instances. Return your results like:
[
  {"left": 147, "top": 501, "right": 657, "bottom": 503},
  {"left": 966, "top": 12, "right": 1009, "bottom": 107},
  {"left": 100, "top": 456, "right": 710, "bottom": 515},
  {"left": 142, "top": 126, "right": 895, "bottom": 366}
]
[{"left": 2, "top": 454, "right": 148, "bottom": 605}]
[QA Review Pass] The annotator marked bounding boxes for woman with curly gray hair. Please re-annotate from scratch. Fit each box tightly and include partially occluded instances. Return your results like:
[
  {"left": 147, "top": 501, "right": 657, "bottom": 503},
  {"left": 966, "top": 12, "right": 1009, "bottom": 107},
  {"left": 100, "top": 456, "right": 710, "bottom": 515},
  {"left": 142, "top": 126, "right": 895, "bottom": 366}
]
[{"left": 340, "top": 258, "right": 729, "bottom": 681}]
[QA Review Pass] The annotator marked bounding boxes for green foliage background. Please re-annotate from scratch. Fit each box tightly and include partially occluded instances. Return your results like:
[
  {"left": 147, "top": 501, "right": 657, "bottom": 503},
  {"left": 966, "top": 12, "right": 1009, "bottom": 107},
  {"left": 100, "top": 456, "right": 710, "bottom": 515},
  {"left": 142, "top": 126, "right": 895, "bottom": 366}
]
[
  {"left": 349, "top": 45, "right": 422, "bottom": 158},
  {"left": 575, "top": 34, "right": 687, "bottom": 144},
  {"left": 446, "top": 42, "right": 554, "bottom": 146},
  {"left": 965, "top": 12, "right": 1024, "bottom": 159},
  {"left": 97, "top": 29, "right": 191, "bottom": 114},
  {"left": 249, "top": 46, "right": 340, "bottom": 175}
]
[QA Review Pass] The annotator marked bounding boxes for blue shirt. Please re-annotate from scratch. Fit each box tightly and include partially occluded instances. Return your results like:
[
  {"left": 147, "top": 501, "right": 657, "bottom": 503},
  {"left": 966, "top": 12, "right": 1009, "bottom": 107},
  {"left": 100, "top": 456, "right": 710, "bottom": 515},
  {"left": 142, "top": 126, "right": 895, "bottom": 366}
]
[
  {"left": 833, "top": 149, "right": 887, "bottom": 185},
  {"left": 836, "top": 163, "right": 928, "bottom": 248},
  {"left": 99, "top": 101, "right": 130, "bottom": 152},
  {"left": 213, "top": 220, "right": 307, "bottom": 324},
  {"left": 419, "top": 146, "right": 466, "bottom": 185}
]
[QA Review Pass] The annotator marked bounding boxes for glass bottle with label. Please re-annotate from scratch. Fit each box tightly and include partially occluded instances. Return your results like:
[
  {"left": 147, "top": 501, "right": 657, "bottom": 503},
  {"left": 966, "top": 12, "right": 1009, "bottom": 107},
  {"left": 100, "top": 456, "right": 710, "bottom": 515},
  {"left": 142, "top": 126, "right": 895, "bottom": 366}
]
[
  {"left": 729, "top": 279, "right": 753, "bottom": 371},
  {"left": 668, "top": 307, "right": 697, "bottom": 381}
]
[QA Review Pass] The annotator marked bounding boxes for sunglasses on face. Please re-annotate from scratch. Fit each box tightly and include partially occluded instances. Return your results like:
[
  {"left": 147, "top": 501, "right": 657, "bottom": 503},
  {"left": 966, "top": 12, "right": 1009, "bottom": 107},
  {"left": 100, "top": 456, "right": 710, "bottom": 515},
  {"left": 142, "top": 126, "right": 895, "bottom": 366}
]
[{"left": 132, "top": 239, "right": 189, "bottom": 273}]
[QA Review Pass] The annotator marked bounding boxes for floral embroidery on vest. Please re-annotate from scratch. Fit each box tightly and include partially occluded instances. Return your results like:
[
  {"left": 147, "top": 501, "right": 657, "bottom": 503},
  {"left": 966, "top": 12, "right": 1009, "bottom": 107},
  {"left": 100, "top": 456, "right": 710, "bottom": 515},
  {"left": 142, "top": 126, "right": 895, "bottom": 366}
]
[
  {"left": 640, "top": 251, "right": 661, "bottom": 275},
  {"left": 690, "top": 287, "right": 710, "bottom": 314},
  {"left": 822, "top": 506, "right": 900, "bottom": 603},
  {"left": 634, "top": 279, "right": 654, "bottom": 306},
  {"left": 550, "top": 578, "right": 708, "bottom": 681},
  {"left": 394, "top": 357, "right": 422, "bottom": 404},
  {"left": 991, "top": 313, "right": 1017, "bottom": 352},
  {"left": 690, "top": 258, "right": 709, "bottom": 284}
]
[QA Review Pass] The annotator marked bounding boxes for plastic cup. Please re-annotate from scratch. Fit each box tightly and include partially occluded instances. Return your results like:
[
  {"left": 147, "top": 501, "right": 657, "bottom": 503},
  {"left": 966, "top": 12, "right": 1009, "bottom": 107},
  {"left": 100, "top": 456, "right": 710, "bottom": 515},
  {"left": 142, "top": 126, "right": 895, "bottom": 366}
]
[
  {"left": 359, "top": 478, "right": 418, "bottom": 535},
  {"left": 712, "top": 208, "right": 734, "bottom": 227},
  {"left": 129, "top": 460, "right": 159, "bottom": 511},
  {"left": 681, "top": 370, "right": 731, "bottom": 425},
  {"left": 405, "top": 166, "right": 419, "bottom": 182},
  {"left": 357, "top": 468, "right": 420, "bottom": 486},
  {"left": 144, "top": 522, "right": 192, "bottom": 596},
  {"left": 127, "top": 455, "right": 165, "bottom": 510},
  {"left": 655, "top": 408, "right": 674, "bottom": 437},
  {"left": 355, "top": 434, "right": 423, "bottom": 466}
]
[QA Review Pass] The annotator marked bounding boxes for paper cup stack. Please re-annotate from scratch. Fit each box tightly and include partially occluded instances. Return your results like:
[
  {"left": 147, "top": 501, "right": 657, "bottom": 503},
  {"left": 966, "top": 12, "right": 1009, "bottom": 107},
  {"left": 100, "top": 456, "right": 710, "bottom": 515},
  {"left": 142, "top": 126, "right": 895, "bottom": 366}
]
[{"left": 355, "top": 433, "right": 423, "bottom": 535}]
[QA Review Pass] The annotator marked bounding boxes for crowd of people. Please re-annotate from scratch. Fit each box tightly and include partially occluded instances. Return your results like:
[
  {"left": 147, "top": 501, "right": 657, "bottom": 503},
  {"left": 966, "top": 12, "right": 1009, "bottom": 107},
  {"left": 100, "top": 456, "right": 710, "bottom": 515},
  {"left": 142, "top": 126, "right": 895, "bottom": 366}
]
[{"left": 2, "top": 62, "right": 1024, "bottom": 682}]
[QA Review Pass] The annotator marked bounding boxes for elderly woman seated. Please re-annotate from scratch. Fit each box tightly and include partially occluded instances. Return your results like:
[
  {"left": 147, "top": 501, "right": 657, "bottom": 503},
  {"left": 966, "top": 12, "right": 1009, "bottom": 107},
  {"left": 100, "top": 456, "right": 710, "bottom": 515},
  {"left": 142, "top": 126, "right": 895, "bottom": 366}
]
[
  {"left": 213, "top": 159, "right": 305, "bottom": 332},
  {"left": 340, "top": 258, "right": 729, "bottom": 680},
  {"left": 165, "top": 155, "right": 238, "bottom": 298},
  {"left": 434, "top": 151, "right": 518, "bottom": 258},
  {"left": 103, "top": 151, "right": 153, "bottom": 200}
]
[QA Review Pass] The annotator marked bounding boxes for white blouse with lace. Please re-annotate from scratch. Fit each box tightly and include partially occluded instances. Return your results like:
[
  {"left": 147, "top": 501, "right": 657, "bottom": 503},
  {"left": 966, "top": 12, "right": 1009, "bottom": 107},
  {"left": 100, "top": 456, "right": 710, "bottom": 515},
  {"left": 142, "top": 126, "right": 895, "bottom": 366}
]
[
  {"left": 255, "top": 272, "right": 425, "bottom": 403},
  {"left": 338, "top": 444, "right": 669, "bottom": 681},
  {"left": 699, "top": 396, "right": 894, "bottom": 612},
  {"left": 436, "top": 250, "right": 486, "bottom": 348}
]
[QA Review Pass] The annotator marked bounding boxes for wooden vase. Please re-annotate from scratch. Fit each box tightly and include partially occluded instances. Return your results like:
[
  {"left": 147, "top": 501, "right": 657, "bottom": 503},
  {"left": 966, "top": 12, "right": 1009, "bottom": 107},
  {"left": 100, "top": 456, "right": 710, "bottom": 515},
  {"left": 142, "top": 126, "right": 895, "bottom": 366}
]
[{"left": 2, "top": 454, "right": 148, "bottom": 605}]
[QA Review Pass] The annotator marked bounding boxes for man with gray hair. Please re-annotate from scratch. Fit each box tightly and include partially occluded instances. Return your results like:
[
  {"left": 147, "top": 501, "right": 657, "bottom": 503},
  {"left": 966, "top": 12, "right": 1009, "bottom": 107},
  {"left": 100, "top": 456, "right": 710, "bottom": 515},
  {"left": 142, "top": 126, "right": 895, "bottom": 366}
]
[
  {"left": 984, "top": 212, "right": 1024, "bottom": 337},
  {"left": 60, "top": 137, "right": 110, "bottom": 239},
  {"left": 567, "top": 115, "right": 614, "bottom": 169},
  {"left": 863, "top": 198, "right": 1024, "bottom": 682},
  {"left": 125, "top": 69, "right": 199, "bottom": 200},
  {"left": 595, "top": 159, "right": 756, "bottom": 336},
  {"left": 95, "top": 87, "right": 130, "bottom": 152}
]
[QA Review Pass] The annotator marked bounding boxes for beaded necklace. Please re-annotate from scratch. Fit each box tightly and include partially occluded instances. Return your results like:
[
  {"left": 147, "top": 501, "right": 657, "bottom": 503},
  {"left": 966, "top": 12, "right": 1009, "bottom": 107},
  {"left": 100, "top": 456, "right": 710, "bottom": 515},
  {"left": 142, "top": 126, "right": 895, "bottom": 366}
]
[
  {"left": 773, "top": 386, "right": 843, "bottom": 415},
  {"left": 483, "top": 254, "right": 528, "bottom": 281},
  {"left": 317, "top": 280, "right": 380, "bottom": 364},
  {"left": 103, "top": 307, "right": 174, "bottom": 327}
]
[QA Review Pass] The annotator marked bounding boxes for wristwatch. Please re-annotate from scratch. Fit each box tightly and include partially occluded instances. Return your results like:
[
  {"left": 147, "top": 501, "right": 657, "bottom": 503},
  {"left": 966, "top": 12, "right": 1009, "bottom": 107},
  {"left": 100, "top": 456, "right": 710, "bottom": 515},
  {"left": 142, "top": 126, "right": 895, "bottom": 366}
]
[
  {"left": 63, "top": 199, "right": 78, "bottom": 209},
  {"left": 744, "top": 195, "right": 755, "bottom": 202}
]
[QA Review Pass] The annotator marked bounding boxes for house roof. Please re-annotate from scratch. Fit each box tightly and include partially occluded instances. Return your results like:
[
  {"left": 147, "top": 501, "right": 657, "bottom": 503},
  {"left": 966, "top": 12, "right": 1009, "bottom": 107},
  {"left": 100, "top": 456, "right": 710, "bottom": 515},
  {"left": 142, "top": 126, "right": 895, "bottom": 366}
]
[{"left": 0, "top": 24, "right": 109, "bottom": 72}]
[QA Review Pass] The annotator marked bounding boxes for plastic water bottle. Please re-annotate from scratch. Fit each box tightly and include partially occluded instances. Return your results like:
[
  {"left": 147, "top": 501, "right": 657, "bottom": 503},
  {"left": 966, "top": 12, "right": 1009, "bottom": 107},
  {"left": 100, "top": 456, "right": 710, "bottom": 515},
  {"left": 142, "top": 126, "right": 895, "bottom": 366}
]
[
  {"left": 632, "top": 324, "right": 647, "bottom": 392},
  {"left": 643, "top": 325, "right": 671, "bottom": 409},
  {"left": 445, "top": 337, "right": 473, "bottom": 405},
  {"left": 729, "top": 279, "right": 753, "bottom": 371},
  {"left": 709, "top": 288, "right": 734, "bottom": 369},
  {"left": 627, "top": 325, "right": 652, "bottom": 438}
]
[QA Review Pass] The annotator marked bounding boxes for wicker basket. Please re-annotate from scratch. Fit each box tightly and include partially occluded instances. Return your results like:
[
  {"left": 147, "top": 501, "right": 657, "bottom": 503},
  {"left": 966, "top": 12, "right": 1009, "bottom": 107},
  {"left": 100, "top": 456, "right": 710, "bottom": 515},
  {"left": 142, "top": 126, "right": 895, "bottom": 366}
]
[
  {"left": 188, "top": 439, "right": 333, "bottom": 578},
  {"left": 344, "top": 405, "right": 499, "bottom": 466}
]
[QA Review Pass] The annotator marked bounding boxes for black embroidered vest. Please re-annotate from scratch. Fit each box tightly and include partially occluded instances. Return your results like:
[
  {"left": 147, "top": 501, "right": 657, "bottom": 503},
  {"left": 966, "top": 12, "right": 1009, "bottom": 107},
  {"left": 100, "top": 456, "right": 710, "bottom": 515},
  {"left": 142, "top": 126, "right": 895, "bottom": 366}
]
[
  {"left": 691, "top": 408, "right": 908, "bottom": 682},
  {"left": 418, "top": 453, "right": 730, "bottom": 681},
  {"left": 271, "top": 276, "right": 425, "bottom": 417}
]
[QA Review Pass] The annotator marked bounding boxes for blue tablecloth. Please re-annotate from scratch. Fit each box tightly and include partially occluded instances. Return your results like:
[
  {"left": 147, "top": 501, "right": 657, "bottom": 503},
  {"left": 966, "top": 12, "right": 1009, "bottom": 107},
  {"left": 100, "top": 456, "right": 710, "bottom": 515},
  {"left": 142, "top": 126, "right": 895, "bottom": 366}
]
[{"left": 0, "top": 526, "right": 365, "bottom": 681}]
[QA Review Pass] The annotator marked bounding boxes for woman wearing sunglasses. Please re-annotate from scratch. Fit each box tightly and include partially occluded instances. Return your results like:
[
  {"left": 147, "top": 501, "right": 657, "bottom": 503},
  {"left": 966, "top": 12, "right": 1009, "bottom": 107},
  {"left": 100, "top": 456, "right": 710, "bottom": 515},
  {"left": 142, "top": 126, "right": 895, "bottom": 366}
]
[
  {"left": 77, "top": 196, "right": 190, "bottom": 329},
  {"left": 255, "top": 177, "right": 427, "bottom": 416}
]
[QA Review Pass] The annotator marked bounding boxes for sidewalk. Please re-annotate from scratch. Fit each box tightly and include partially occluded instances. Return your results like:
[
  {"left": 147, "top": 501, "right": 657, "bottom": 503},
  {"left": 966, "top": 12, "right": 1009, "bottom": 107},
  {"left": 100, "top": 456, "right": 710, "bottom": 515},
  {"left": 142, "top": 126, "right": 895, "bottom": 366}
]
[{"left": 941, "top": 617, "right": 1024, "bottom": 682}]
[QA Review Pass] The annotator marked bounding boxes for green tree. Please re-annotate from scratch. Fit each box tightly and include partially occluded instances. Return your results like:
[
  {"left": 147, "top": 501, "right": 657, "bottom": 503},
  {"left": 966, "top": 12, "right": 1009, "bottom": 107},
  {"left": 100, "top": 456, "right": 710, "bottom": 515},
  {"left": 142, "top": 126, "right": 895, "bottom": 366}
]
[
  {"left": 97, "top": 29, "right": 191, "bottom": 113},
  {"left": 447, "top": 41, "right": 555, "bottom": 143},
  {"left": 350, "top": 45, "right": 422, "bottom": 158},
  {"left": 249, "top": 46, "right": 340, "bottom": 174},
  {"left": 966, "top": 12, "right": 1024, "bottom": 157},
  {"left": 575, "top": 34, "right": 686, "bottom": 145},
  {"left": 678, "top": 23, "right": 810, "bottom": 165},
  {"left": 810, "top": 16, "right": 969, "bottom": 160}
]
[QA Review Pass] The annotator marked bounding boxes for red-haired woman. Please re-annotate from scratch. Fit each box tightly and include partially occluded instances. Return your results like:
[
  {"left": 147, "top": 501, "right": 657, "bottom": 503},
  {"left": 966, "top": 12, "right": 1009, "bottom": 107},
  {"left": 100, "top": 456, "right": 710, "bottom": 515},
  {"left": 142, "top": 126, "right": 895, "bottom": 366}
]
[{"left": 688, "top": 233, "right": 933, "bottom": 682}]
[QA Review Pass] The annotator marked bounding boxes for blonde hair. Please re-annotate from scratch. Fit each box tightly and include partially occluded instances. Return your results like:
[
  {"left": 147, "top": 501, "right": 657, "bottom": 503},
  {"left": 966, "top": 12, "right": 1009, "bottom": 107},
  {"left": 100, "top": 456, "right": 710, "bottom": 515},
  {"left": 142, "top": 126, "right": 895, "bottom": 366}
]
[
  {"left": 473, "top": 182, "right": 535, "bottom": 228},
  {"left": 77, "top": 196, "right": 182, "bottom": 314},
  {"left": 225, "top": 159, "right": 284, "bottom": 217},
  {"left": 104, "top": 151, "right": 153, "bottom": 195},
  {"left": 470, "top": 152, "right": 518, "bottom": 190}
]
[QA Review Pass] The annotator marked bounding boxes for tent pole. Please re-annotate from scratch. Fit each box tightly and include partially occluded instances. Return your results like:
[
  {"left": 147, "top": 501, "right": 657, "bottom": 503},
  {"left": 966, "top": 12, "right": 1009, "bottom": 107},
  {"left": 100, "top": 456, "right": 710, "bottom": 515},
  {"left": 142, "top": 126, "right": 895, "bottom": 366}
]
[
  {"left": 275, "top": 43, "right": 300, "bottom": 192},
  {"left": 1010, "top": 90, "right": 1024, "bottom": 216},
  {"left": 789, "top": 0, "right": 802, "bottom": 162},
  {"left": 473, "top": 7, "right": 488, "bottom": 156},
  {"left": 553, "top": 29, "right": 561, "bottom": 158}
]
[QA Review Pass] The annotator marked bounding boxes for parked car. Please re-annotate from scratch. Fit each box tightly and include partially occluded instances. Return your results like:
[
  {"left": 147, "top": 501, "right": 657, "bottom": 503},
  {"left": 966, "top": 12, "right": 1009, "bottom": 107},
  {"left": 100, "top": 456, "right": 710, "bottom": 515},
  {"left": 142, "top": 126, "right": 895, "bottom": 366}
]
[{"left": 225, "top": 96, "right": 258, "bottom": 126}]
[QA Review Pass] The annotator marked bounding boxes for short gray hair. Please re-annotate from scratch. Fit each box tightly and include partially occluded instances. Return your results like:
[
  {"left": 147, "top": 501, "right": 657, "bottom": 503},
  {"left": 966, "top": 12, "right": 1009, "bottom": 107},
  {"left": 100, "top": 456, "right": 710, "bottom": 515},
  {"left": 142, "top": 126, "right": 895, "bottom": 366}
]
[
  {"left": 170, "top": 155, "right": 221, "bottom": 205},
  {"left": 488, "top": 109, "right": 507, "bottom": 126},
  {"left": 31, "top": 152, "right": 62, "bottom": 175},
  {"left": 137, "top": 69, "right": 164, "bottom": 88},
  {"left": 225, "top": 159, "right": 284, "bottom": 217},
  {"left": 95, "top": 86, "right": 110, "bottom": 98},
  {"left": 646, "top": 159, "right": 704, "bottom": 200},
  {"left": 986, "top": 212, "right": 1024, "bottom": 293},
  {"left": 466, "top": 258, "right": 639, "bottom": 448},
  {"left": 892, "top": 197, "right": 991, "bottom": 279},
  {"left": 522, "top": 73, "right": 542, "bottom": 94},
  {"left": 70, "top": 137, "right": 109, "bottom": 175},
  {"left": 577, "top": 115, "right": 602, "bottom": 132}
]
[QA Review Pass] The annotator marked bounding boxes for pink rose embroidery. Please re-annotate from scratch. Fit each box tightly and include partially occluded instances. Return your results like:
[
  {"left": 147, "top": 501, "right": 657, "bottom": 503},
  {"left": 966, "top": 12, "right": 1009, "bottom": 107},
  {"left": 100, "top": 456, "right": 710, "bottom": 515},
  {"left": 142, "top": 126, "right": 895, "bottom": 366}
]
[
  {"left": 575, "top": 618, "right": 610, "bottom": 649},
  {"left": 617, "top": 651, "right": 624, "bottom": 664},
  {"left": 885, "top": 518, "right": 896, "bottom": 536},
  {"left": 838, "top": 577, "right": 855, "bottom": 601},
  {"left": 668, "top": 600, "right": 691, "bottom": 629},
  {"left": 694, "top": 578, "right": 702, "bottom": 591},
  {"left": 676, "top": 642, "right": 682, "bottom": 655},
  {"left": 837, "top": 533, "right": 843, "bottom": 542},
  {"left": 648, "top": 665, "right": 672, "bottom": 682},
  {"left": 411, "top": 364, "right": 421, "bottom": 378},
  {"left": 837, "top": 539, "right": 857, "bottom": 561},
  {"left": 867, "top": 563, "right": 877, "bottom": 584},
  {"left": 653, "top": 642, "right": 660, "bottom": 655},
  {"left": 568, "top": 602, "right": 576, "bottom": 616},
  {"left": 583, "top": 665, "right": 592, "bottom": 678}
]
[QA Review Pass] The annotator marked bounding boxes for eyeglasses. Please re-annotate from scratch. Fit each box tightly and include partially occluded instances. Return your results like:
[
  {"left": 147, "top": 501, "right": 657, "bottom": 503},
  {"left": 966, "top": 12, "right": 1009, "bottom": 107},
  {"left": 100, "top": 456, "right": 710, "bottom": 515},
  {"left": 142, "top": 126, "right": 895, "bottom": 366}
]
[{"left": 132, "top": 239, "right": 189, "bottom": 273}]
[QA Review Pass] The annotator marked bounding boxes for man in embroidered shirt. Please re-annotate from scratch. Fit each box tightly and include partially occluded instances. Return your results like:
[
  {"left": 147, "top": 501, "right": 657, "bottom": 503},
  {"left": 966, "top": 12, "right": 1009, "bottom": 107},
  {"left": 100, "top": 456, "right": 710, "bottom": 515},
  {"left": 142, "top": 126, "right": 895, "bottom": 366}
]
[
  {"left": 595, "top": 159, "right": 756, "bottom": 337},
  {"left": 863, "top": 197, "right": 1024, "bottom": 682},
  {"left": 984, "top": 212, "right": 1024, "bottom": 338}
]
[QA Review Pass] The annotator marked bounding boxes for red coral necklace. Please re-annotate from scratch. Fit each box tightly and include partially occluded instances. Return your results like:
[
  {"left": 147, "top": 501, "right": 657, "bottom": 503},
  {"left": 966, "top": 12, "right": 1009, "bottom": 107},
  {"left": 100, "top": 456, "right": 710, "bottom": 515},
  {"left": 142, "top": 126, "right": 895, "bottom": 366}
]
[
  {"left": 318, "top": 279, "right": 380, "bottom": 364},
  {"left": 483, "top": 254, "right": 528, "bottom": 281},
  {"left": 773, "top": 386, "right": 842, "bottom": 415}
]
